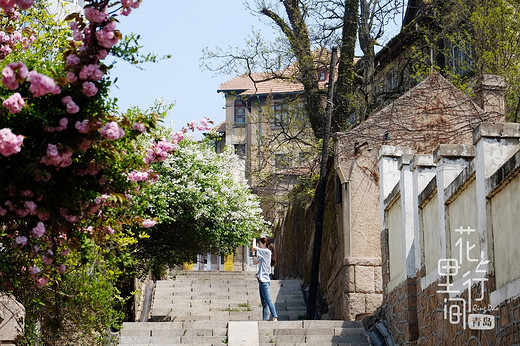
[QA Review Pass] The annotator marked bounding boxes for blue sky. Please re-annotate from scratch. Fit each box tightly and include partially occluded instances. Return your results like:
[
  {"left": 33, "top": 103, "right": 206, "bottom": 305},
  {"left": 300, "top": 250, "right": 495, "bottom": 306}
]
[
  {"left": 109, "top": 1, "right": 402, "bottom": 133},
  {"left": 109, "top": 1, "right": 279, "bottom": 132}
]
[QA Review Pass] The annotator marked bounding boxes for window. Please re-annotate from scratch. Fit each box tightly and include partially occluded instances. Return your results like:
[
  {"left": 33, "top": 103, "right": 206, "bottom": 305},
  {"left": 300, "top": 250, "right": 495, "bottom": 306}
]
[
  {"left": 452, "top": 44, "right": 472, "bottom": 77},
  {"left": 318, "top": 69, "right": 328, "bottom": 81},
  {"left": 234, "top": 144, "right": 246, "bottom": 159},
  {"left": 273, "top": 101, "right": 288, "bottom": 128},
  {"left": 275, "top": 153, "right": 291, "bottom": 169},
  {"left": 386, "top": 71, "right": 396, "bottom": 91},
  {"left": 298, "top": 152, "right": 309, "bottom": 166},
  {"left": 234, "top": 99, "right": 246, "bottom": 125}
]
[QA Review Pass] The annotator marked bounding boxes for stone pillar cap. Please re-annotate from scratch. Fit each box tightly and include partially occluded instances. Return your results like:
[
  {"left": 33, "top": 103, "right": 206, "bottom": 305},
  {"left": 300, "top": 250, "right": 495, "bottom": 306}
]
[
  {"left": 410, "top": 154, "right": 435, "bottom": 171},
  {"left": 377, "top": 145, "right": 413, "bottom": 161},
  {"left": 473, "top": 122, "right": 520, "bottom": 144},
  {"left": 475, "top": 74, "right": 506, "bottom": 90},
  {"left": 398, "top": 153, "right": 414, "bottom": 169},
  {"left": 433, "top": 144, "right": 475, "bottom": 163}
]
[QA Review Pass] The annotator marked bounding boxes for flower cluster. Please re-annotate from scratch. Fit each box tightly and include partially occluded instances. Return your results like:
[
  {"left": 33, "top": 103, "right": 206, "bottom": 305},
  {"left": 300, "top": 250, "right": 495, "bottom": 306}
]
[
  {"left": 121, "top": 0, "right": 140, "bottom": 16},
  {"left": 62, "top": 96, "right": 80, "bottom": 114},
  {"left": 2, "top": 92, "right": 24, "bottom": 113},
  {"left": 0, "top": 127, "right": 23, "bottom": 156},
  {"left": 27, "top": 70, "right": 61, "bottom": 97},
  {"left": 44, "top": 117, "right": 68, "bottom": 133},
  {"left": 187, "top": 117, "right": 213, "bottom": 132},
  {"left": 0, "top": 0, "right": 34, "bottom": 11},
  {"left": 99, "top": 121, "right": 125, "bottom": 140},
  {"left": 40, "top": 144, "right": 73, "bottom": 168},
  {"left": 2, "top": 62, "right": 28, "bottom": 89},
  {"left": 144, "top": 139, "right": 176, "bottom": 164},
  {"left": 0, "top": 1, "right": 35, "bottom": 59}
]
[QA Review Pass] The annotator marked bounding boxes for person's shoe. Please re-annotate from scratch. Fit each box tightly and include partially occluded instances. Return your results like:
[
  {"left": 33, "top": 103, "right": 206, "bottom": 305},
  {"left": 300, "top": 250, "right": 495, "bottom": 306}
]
[{"left": 272, "top": 318, "right": 278, "bottom": 321}]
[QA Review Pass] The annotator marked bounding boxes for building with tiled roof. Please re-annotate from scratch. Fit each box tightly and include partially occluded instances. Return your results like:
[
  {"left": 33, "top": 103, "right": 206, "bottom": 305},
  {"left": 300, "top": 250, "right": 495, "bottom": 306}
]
[{"left": 216, "top": 66, "right": 327, "bottom": 230}]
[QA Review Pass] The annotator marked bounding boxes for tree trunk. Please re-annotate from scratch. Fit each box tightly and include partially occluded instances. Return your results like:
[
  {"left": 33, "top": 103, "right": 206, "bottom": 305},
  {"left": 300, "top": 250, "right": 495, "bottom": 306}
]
[
  {"left": 333, "top": 0, "right": 359, "bottom": 132},
  {"left": 306, "top": 47, "right": 338, "bottom": 320}
]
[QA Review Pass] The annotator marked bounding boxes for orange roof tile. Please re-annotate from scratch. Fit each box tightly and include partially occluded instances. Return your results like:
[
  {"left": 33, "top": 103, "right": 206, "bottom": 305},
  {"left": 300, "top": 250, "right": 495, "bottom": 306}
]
[{"left": 217, "top": 72, "right": 305, "bottom": 96}]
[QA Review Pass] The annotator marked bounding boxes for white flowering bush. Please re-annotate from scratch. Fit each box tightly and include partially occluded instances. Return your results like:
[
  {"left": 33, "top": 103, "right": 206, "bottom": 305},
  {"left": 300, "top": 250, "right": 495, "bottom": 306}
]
[{"left": 134, "top": 138, "right": 269, "bottom": 270}]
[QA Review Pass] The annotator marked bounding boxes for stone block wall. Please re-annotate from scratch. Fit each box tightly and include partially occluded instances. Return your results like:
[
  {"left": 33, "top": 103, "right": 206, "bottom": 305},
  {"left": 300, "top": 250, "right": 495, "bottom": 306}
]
[
  {"left": 416, "top": 278, "right": 520, "bottom": 345},
  {"left": 378, "top": 122, "right": 520, "bottom": 344},
  {"left": 0, "top": 294, "right": 24, "bottom": 344}
]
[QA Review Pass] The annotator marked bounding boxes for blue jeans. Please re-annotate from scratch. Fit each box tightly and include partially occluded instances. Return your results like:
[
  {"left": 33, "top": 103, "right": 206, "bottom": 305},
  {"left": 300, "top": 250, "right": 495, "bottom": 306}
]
[{"left": 259, "top": 281, "right": 278, "bottom": 320}]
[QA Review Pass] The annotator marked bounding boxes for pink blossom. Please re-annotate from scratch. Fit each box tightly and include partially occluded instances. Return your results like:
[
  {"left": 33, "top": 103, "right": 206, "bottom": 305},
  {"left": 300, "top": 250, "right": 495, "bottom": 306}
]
[
  {"left": 104, "top": 226, "right": 114, "bottom": 235},
  {"left": 127, "top": 170, "right": 149, "bottom": 182},
  {"left": 62, "top": 96, "right": 79, "bottom": 114},
  {"left": 0, "top": 31, "right": 10, "bottom": 43},
  {"left": 27, "top": 71, "right": 61, "bottom": 97},
  {"left": 29, "top": 266, "right": 40, "bottom": 276},
  {"left": 61, "top": 248, "right": 70, "bottom": 256},
  {"left": 45, "top": 117, "right": 69, "bottom": 132},
  {"left": 36, "top": 277, "right": 48, "bottom": 287},
  {"left": 2, "top": 92, "right": 24, "bottom": 113},
  {"left": 82, "top": 81, "right": 98, "bottom": 97},
  {"left": 1, "top": 65, "right": 17, "bottom": 89},
  {"left": 15, "top": 235, "right": 27, "bottom": 246},
  {"left": 42, "top": 254, "right": 53, "bottom": 265},
  {"left": 87, "top": 161, "right": 101, "bottom": 175},
  {"left": 171, "top": 131, "right": 184, "bottom": 144},
  {"left": 79, "top": 64, "right": 104, "bottom": 81},
  {"left": 65, "top": 54, "right": 80, "bottom": 66},
  {"left": 15, "top": 208, "right": 29, "bottom": 217},
  {"left": 60, "top": 209, "right": 80, "bottom": 223},
  {"left": 79, "top": 140, "right": 92, "bottom": 151},
  {"left": 0, "top": 0, "right": 16, "bottom": 11},
  {"left": 72, "top": 30, "right": 84, "bottom": 42},
  {"left": 0, "top": 206, "right": 6, "bottom": 216},
  {"left": 84, "top": 7, "right": 108, "bottom": 23},
  {"left": 1, "top": 62, "right": 28, "bottom": 90},
  {"left": 75, "top": 119, "right": 90, "bottom": 134},
  {"left": 95, "top": 21, "right": 119, "bottom": 48},
  {"left": 99, "top": 121, "right": 125, "bottom": 140},
  {"left": 40, "top": 144, "right": 73, "bottom": 168},
  {"left": 0, "top": 128, "right": 24, "bottom": 156},
  {"left": 96, "top": 49, "right": 109, "bottom": 61},
  {"left": 16, "top": 0, "right": 34, "bottom": 10},
  {"left": 142, "top": 219, "right": 156, "bottom": 228},
  {"left": 132, "top": 122, "right": 146, "bottom": 133},
  {"left": 57, "top": 264, "right": 66, "bottom": 273},
  {"left": 121, "top": 0, "right": 140, "bottom": 9},
  {"left": 21, "top": 190, "right": 33, "bottom": 197},
  {"left": 24, "top": 200, "right": 36, "bottom": 213},
  {"left": 144, "top": 139, "right": 176, "bottom": 163},
  {"left": 58, "top": 117, "right": 68, "bottom": 130},
  {"left": 31, "top": 221, "right": 45, "bottom": 238},
  {"left": 66, "top": 71, "right": 77, "bottom": 83}
]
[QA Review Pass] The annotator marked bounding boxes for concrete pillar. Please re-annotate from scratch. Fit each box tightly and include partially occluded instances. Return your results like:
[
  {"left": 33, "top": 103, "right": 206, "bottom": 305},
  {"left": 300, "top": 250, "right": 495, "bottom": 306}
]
[
  {"left": 410, "top": 154, "right": 435, "bottom": 275},
  {"left": 378, "top": 145, "right": 414, "bottom": 230},
  {"left": 473, "top": 122, "right": 520, "bottom": 268},
  {"left": 398, "top": 154, "right": 416, "bottom": 278},
  {"left": 433, "top": 144, "right": 475, "bottom": 261}
]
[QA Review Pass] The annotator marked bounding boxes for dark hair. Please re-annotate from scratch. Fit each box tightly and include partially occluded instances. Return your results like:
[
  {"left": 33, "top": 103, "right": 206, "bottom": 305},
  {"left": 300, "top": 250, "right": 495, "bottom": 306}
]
[{"left": 260, "top": 237, "right": 276, "bottom": 266}]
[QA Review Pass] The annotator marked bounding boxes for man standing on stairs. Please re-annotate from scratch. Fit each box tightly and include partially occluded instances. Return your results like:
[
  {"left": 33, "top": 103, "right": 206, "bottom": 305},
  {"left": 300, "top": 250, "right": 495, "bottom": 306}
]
[{"left": 252, "top": 237, "right": 279, "bottom": 321}]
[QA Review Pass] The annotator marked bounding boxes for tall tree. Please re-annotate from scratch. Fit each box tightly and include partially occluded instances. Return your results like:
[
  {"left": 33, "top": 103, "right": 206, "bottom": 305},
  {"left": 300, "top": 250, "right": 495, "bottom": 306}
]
[{"left": 409, "top": 0, "right": 520, "bottom": 122}]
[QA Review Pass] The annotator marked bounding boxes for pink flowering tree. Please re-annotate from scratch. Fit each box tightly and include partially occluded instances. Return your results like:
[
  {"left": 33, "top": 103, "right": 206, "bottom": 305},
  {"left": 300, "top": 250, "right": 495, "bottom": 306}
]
[{"left": 0, "top": 0, "right": 180, "bottom": 342}]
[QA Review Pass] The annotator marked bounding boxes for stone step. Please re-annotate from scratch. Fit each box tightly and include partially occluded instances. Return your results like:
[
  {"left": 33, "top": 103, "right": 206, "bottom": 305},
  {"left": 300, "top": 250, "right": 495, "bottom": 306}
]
[
  {"left": 119, "top": 271, "right": 370, "bottom": 345},
  {"left": 257, "top": 320, "right": 371, "bottom": 345}
]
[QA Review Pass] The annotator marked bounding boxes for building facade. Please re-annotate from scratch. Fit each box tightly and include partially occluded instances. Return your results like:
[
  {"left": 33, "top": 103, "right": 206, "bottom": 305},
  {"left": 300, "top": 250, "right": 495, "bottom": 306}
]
[{"left": 217, "top": 72, "right": 323, "bottom": 226}]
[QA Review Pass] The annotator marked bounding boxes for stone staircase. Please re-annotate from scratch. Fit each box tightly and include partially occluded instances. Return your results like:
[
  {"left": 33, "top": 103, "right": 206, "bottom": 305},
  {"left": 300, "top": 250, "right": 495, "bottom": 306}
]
[{"left": 118, "top": 271, "right": 371, "bottom": 345}]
